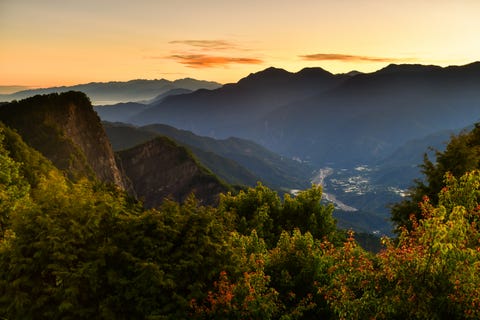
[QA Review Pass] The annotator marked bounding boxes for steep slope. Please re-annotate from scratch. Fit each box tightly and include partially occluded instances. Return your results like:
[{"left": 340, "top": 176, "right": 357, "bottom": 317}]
[
  {"left": 104, "top": 122, "right": 258, "bottom": 187},
  {"left": 116, "top": 136, "right": 228, "bottom": 207},
  {"left": 186, "top": 145, "right": 259, "bottom": 186},
  {"left": 102, "top": 122, "right": 160, "bottom": 151},
  {"left": 130, "top": 67, "right": 346, "bottom": 136},
  {"left": 141, "top": 123, "right": 313, "bottom": 190},
  {"left": 0, "top": 122, "right": 58, "bottom": 187},
  {"left": 122, "top": 62, "right": 480, "bottom": 168},
  {"left": 257, "top": 62, "right": 480, "bottom": 166},
  {"left": 0, "top": 92, "right": 125, "bottom": 188},
  {"left": 103, "top": 122, "right": 311, "bottom": 190},
  {"left": 0, "top": 78, "right": 221, "bottom": 105}
]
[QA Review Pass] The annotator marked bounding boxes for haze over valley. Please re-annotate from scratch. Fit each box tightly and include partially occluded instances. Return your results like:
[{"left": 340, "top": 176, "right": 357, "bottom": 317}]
[
  {"left": 3, "top": 62, "right": 479, "bottom": 234},
  {"left": 92, "top": 62, "right": 478, "bottom": 235},
  {"left": 4, "top": 1, "right": 480, "bottom": 318}
]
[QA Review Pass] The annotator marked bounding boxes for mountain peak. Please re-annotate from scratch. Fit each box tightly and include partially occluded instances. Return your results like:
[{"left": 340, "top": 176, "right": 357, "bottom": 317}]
[
  {"left": 377, "top": 63, "right": 442, "bottom": 75},
  {"left": 344, "top": 70, "right": 363, "bottom": 77},
  {"left": 238, "top": 67, "right": 292, "bottom": 85},
  {"left": 296, "top": 67, "right": 333, "bottom": 78}
]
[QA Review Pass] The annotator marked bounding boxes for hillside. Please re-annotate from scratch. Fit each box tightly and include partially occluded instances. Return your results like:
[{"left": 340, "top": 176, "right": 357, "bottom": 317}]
[
  {"left": 93, "top": 88, "right": 195, "bottom": 123},
  {"left": 121, "top": 62, "right": 480, "bottom": 168},
  {"left": 259, "top": 62, "right": 480, "bottom": 166},
  {"left": 129, "top": 67, "right": 347, "bottom": 136},
  {"left": 103, "top": 122, "right": 311, "bottom": 190},
  {"left": 0, "top": 92, "right": 232, "bottom": 207},
  {"left": 94, "top": 102, "right": 150, "bottom": 123},
  {"left": 0, "top": 92, "right": 125, "bottom": 188},
  {"left": 2, "top": 119, "right": 480, "bottom": 318},
  {"left": 116, "top": 136, "right": 229, "bottom": 207}
]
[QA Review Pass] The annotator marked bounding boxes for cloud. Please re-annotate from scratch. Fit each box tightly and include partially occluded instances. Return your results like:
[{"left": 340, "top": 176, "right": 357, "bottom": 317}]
[
  {"left": 300, "top": 53, "right": 413, "bottom": 63},
  {"left": 160, "top": 39, "right": 263, "bottom": 68},
  {"left": 169, "top": 40, "right": 236, "bottom": 51},
  {"left": 167, "top": 54, "right": 263, "bottom": 68}
]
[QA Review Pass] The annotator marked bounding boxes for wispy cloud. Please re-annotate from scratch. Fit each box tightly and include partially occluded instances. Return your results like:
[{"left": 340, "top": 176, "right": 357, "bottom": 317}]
[
  {"left": 169, "top": 40, "right": 236, "bottom": 51},
  {"left": 300, "top": 53, "right": 414, "bottom": 63},
  {"left": 159, "top": 39, "right": 263, "bottom": 68},
  {"left": 166, "top": 54, "right": 263, "bottom": 68}
]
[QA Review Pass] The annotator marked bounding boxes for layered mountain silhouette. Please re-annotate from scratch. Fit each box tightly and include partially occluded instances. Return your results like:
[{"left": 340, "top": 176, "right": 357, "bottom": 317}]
[
  {"left": 0, "top": 92, "right": 228, "bottom": 207},
  {"left": 261, "top": 62, "right": 480, "bottom": 165},
  {"left": 93, "top": 88, "right": 194, "bottom": 123},
  {"left": 0, "top": 78, "right": 221, "bottom": 105},
  {"left": 4, "top": 62, "right": 480, "bottom": 234},
  {"left": 117, "top": 62, "right": 480, "bottom": 167},
  {"left": 103, "top": 122, "right": 311, "bottom": 190},
  {"left": 128, "top": 67, "right": 347, "bottom": 137}
]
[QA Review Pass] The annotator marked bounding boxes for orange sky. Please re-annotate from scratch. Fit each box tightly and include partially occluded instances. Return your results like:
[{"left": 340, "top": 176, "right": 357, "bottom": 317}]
[{"left": 1, "top": 0, "right": 480, "bottom": 90}]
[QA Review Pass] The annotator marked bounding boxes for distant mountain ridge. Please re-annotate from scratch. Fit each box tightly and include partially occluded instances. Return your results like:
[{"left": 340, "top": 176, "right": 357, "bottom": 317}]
[
  {"left": 260, "top": 61, "right": 480, "bottom": 165},
  {"left": 0, "top": 78, "right": 221, "bottom": 105},
  {"left": 103, "top": 122, "right": 312, "bottom": 191},
  {"left": 128, "top": 66, "right": 347, "bottom": 136},
  {"left": 121, "top": 62, "right": 480, "bottom": 167},
  {"left": 93, "top": 88, "right": 195, "bottom": 123},
  {"left": 0, "top": 92, "right": 231, "bottom": 207}
]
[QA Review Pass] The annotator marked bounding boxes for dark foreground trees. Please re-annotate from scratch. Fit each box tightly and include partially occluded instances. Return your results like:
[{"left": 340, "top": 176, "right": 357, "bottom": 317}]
[{"left": 1, "top": 124, "right": 480, "bottom": 319}]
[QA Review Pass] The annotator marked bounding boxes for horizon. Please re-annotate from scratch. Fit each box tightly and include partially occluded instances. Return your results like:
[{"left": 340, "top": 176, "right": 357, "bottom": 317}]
[
  {"left": 1, "top": 60, "right": 479, "bottom": 95},
  {"left": 2, "top": 0, "right": 480, "bottom": 89}
]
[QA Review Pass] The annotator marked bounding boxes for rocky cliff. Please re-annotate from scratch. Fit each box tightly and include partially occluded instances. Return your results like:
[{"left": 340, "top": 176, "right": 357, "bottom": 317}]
[
  {"left": 116, "top": 136, "right": 228, "bottom": 207},
  {"left": 0, "top": 91, "right": 124, "bottom": 188}
]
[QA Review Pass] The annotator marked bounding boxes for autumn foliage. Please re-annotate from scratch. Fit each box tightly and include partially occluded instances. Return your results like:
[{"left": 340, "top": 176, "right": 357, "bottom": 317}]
[{"left": 1, "top": 123, "right": 480, "bottom": 319}]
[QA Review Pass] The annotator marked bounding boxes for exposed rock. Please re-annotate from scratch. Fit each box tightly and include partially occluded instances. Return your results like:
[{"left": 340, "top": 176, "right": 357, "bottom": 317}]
[
  {"left": 116, "top": 136, "right": 228, "bottom": 207},
  {"left": 0, "top": 91, "right": 124, "bottom": 188}
]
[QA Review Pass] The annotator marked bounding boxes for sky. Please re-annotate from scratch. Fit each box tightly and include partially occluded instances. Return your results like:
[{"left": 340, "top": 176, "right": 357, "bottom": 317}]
[{"left": 1, "top": 0, "right": 480, "bottom": 91}]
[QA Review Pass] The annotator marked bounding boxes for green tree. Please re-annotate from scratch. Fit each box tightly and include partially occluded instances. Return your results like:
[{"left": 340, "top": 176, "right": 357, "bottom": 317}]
[
  {"left": 266, "top": 229, "right": 335, "bottom": 319},
  {"left": 391, "top": 123, "right": 480, "bottom": 232},
  {"left": 0, "top": 128, "right": 31, "bottom": 238},
  {"left": 0, "top": 173, "right": 238, "bottom": 319},
  {"left": 323, "top": 170, "right": 480, "bottom": 319},
  {"left": 219, "top": 183, "right": 340, "bottom": 247},
  {"left": 281, "top": 186, "right": 337, "bottom": 242},
  {"left": 219, "top": 183, "right": 282, "bottom": 246}
]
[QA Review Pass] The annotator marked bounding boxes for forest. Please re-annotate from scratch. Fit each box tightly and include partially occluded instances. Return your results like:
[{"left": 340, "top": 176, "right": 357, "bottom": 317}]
[{"left": 1, "top": 120, "right": 480, "bottom": 319}]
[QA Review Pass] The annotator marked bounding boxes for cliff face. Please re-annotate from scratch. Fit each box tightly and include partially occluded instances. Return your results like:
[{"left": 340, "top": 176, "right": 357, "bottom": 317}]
[
  {"left": 52, "top": 96, "right": 124, "bottom": 187},
  {"left": 116, "top": 136, "right": 228, "bottom": 208},
  {"left": 0, "top": 91, "right": 124, "bottom": 188}
]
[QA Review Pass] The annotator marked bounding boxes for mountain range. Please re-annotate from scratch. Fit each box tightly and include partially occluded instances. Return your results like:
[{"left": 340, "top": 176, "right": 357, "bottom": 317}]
[
  {"left": 98, "top": 62, "right": 480, "bottom": 167},
  {"left": 0, "top": 92, "right": 228, "bottom": 207},
  {"left": 103, "top": 122, "right": 312, "bottom": 191},
  {"left": 0, "top": 78, "right": 221, "bottom": 105},
  {"left": 4, "top": 62, "right": 480, "bottom": 235},
  {"left": 98, "top": 62, "right": 480, "bottom": 234}
]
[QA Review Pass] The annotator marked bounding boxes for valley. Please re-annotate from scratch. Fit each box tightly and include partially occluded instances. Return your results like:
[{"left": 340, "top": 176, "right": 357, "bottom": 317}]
[
  {"left": 4, "top": 1, "right": 480, "bottom": 317},
  {"left": 309, "top": 165, "right": 408, "bottom": 235},
  {"left": 1, "top": 62, "right": 478, "bottom": 237},
  {"left": 310, "top": 167, "right": 358, "bottom": 212}
]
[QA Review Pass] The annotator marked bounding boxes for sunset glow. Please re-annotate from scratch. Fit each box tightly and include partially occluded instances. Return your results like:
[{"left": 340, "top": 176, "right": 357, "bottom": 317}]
[{"left": 1, "top": 0, "right": 480, "bottom": 88}]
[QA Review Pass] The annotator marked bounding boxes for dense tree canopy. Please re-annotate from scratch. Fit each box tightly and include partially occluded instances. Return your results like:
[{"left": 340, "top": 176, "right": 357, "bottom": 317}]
[
  {"left": 391, "top": 123, "right": 480, "bottom": 231},
  {"left": 1, "top": 122, "right": 480, "bottom": 319}
]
